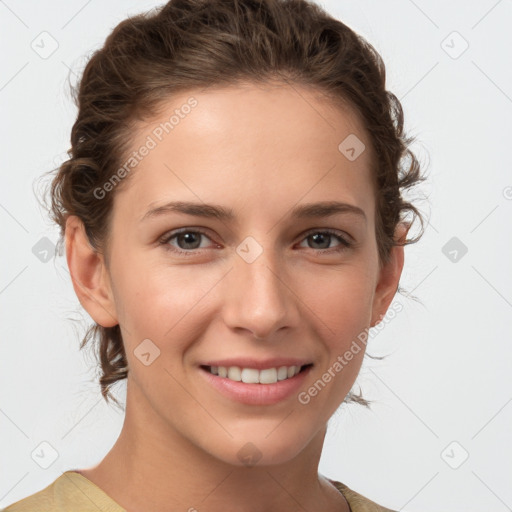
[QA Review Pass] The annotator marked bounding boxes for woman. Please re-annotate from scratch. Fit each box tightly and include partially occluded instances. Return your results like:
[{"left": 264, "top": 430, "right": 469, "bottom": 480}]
[{"left": 3, "top": 0, "right": 426, "bottom": 510}]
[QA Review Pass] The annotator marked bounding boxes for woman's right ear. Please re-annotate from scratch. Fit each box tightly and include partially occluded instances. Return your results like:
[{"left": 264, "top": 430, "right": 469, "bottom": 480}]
[{"left": 65, "top": 215, "right": 119, "bottom": 328}]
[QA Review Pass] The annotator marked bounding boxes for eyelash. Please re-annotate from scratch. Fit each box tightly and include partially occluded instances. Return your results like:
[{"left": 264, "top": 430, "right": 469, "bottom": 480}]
[{"left": 158, "top": 228, "right": 353, "bottom": 256}]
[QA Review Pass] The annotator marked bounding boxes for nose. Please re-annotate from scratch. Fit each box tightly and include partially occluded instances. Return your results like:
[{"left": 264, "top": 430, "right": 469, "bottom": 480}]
[{"left": 221, "top": 248, "right": 300, "bottom": 340}]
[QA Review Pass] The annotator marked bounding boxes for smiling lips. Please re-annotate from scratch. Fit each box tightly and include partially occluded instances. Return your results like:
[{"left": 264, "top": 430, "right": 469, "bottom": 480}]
[
  {"left": 204, "top": 364, "right": 307, "bottom": 384},
  {"left": 200, "top": 357, "right": 313, "bottom": 383},
  {"left": 199, "top": 358, "right": 314, "bottom": 405}
]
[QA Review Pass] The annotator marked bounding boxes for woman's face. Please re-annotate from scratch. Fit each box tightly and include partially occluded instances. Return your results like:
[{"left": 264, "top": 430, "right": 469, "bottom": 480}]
[{"left": 71, "top": 82, "right": 404, "bottom": 466}]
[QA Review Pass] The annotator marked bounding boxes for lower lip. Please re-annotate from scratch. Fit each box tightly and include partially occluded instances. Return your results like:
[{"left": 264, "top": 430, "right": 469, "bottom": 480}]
[{"left": 199, "top": 365, "right": 313, "bottom": 406}]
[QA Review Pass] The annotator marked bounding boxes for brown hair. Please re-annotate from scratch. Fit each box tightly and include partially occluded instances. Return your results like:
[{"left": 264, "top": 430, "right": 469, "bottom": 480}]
[{"left": 41, "top": 0, "right": 428, "bottom": 410}]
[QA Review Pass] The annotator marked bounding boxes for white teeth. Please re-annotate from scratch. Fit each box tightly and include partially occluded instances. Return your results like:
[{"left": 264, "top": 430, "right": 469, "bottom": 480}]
[
  {"left": 208, "top": 365, "right": 305, "bottom": 384},
  {"left": 227, "top": 366, "right": 242, "bottom": 381},
  {"left": 277, "top": 366, "right": 288, "bottom": 381},
  {"left": 259, "top": 368, "right": 277, "bottom": 384},
  {"left": 241, "top": 368, "right": 259, "bottom": 383}
]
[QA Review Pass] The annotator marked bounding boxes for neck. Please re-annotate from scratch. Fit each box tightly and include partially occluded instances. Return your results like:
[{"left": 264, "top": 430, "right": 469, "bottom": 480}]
[{"left": 82, "top": 379, "right": 349, "bottom": 512}]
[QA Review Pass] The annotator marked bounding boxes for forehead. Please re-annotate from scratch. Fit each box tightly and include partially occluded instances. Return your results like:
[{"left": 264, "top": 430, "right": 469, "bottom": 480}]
[{"left": 114, "top": 82, "right": 375, "bottom": 225}]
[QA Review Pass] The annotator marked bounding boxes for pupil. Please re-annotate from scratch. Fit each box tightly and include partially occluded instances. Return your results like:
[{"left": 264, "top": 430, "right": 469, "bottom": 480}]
[
  {"left": 311, "top": 233, "right": 329, "bottom": 249},
  {"left": 179, "top": 232, "right": 200, "bottom": 249}
]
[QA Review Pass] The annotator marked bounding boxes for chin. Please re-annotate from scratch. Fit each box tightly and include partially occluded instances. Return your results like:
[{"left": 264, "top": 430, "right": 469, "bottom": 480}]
[{"left": 198, "top": 427, "right": 317, "bottom": 468}]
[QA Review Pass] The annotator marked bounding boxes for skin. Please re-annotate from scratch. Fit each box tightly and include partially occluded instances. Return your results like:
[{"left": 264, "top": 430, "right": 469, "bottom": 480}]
[{"left": 65, "top": 81, "right": 407, "bottom": 512}]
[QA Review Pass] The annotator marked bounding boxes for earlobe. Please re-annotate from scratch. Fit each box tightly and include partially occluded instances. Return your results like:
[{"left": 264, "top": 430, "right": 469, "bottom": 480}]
[
  {"left": 370, "top": 222, "right": 409, "bottom": 328},
  {"left": 65, "top": 215, "right": 119, "bottom": 328}
]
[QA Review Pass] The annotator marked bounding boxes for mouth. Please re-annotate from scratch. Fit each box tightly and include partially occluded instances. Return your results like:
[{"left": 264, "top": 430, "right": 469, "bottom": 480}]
[
  {"left": 198, "top": 362, "right": 314, "bottom": 405},
  {"left": 200, "top": 363, "right": 313, "bottom": 384}
]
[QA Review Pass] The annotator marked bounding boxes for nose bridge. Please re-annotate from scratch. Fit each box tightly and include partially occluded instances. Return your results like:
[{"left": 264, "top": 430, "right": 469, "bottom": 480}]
[{"left": 223, "top": 236, "right": 295, "bottom": 338}]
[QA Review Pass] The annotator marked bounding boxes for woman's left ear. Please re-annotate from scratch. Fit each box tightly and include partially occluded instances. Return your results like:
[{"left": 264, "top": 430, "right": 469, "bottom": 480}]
[{"left": 370, "top": 222, "right": 410, "bottom": 328}]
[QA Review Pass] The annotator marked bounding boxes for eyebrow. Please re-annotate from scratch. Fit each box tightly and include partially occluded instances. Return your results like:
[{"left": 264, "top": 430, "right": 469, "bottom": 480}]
[{"left": 140, "top": 200, "right": 367, "bottom": 223}]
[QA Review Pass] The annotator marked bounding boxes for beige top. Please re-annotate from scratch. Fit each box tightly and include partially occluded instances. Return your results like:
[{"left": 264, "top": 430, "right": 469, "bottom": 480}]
[{"left": 2, "top": 471, "right": 397, "bottom": 511}]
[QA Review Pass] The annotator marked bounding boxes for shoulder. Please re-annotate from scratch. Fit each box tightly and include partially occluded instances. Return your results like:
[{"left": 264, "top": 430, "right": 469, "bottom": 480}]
[
  {"left": 328, "top": 478, "right": 398, "bottom": 512},
  {"left": 1, "top": 476, "right": 56, "bottom": 512},
  {"left": 1, "top": 471, "right": 125, "bottom": 512}
]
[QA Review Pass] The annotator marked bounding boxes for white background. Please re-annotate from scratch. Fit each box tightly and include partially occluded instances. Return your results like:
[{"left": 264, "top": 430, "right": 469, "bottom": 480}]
[{"left": 1, "top": 1, "right": 511, "bottom": 510}]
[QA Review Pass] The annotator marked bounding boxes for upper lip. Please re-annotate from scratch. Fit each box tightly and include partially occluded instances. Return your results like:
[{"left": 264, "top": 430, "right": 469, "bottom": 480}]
[{"left": 200, "top": 358, "right": 313, "bottom": 370}]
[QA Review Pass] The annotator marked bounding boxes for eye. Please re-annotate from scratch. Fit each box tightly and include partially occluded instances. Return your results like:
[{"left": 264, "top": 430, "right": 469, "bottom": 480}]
[
  {"left": 159, "top": 228, "right": 353, "bottom": 256},
  {"left": 159, "top": 228, "right": 217, "bottom": 255},
  {"left": 297, "top": 229, "right": 352, "bottom": 253}
]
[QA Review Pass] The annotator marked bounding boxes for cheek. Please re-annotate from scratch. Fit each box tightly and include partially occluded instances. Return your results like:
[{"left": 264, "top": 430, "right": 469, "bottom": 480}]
[
  {"left": 113, "top": 261, "right": 220, "bottom": 352},
  {"left": 296, "top": 261, "right": 375, "bottom": 335},
  {"left": 295, "top": 265, "right": 374, "bottom": 395}
]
